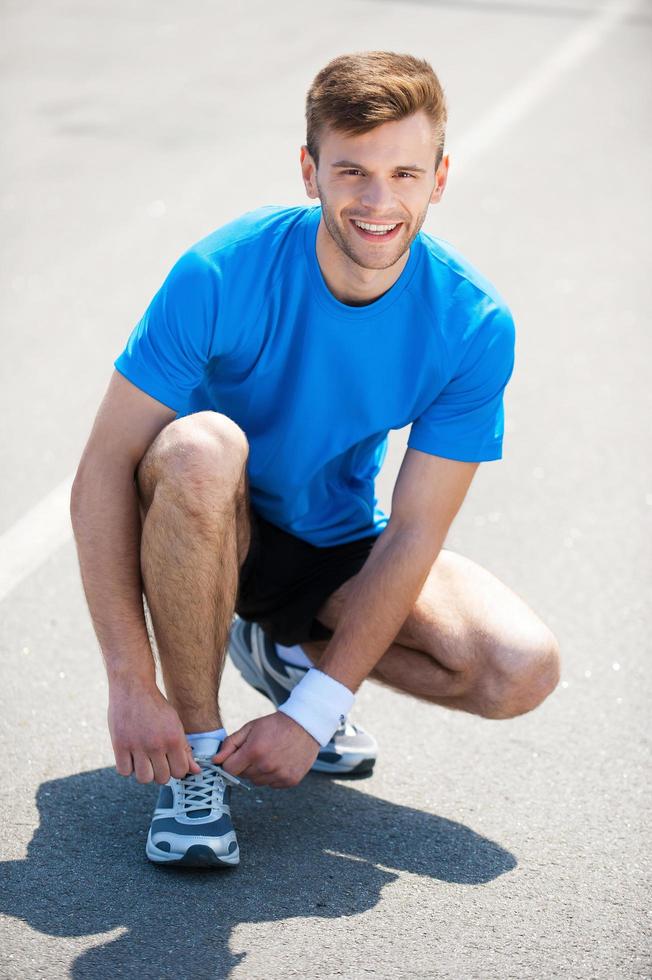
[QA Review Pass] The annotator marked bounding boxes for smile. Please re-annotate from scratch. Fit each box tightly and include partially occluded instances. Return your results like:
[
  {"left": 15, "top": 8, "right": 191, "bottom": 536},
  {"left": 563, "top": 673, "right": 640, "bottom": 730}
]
[{"left": 350, "top": 219, "right": 403, "bottom": 242}]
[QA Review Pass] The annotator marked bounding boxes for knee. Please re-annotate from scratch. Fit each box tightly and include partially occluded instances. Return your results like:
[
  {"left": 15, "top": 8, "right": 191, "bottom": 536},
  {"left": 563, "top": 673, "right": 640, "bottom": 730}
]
[
  {"left": 138, "top": 411, "right": 249, "bottom": 515},
  {"left": 475, "top": 629, "right": 561, "bottom": 720}
]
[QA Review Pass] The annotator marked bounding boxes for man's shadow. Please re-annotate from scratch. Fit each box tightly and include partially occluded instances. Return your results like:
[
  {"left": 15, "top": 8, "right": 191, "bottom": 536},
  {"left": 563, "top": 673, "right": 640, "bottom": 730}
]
[{"left": 1, "top": 769, "right": 517, "bottom": 978}]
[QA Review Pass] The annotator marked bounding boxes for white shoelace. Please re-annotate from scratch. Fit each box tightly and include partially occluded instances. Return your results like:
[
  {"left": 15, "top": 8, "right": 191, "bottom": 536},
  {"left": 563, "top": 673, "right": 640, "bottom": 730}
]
[{"left": 179, "top": 759, "right": 250, "bottom": 815}]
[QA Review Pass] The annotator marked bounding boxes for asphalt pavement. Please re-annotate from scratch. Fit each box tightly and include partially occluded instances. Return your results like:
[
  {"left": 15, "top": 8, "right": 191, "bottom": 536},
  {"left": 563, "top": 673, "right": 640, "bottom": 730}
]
[{"left": 1, "top": 1, "right": 650, "bottom": 977}]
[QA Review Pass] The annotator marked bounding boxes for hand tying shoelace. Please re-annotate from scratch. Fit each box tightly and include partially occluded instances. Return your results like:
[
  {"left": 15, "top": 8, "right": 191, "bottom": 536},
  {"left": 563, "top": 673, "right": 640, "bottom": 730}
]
[
  {"left": 227, "top": 617, "right": 377, "bottom": 776},
  {"left": 180, "top": 759, "right": 251, "bottom": 815}
]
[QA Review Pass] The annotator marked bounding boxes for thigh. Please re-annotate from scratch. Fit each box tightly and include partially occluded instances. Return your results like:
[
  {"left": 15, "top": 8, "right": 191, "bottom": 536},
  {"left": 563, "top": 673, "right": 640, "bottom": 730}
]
[{"left": 314, "top": 547, "right": 556, "bottom": 674}]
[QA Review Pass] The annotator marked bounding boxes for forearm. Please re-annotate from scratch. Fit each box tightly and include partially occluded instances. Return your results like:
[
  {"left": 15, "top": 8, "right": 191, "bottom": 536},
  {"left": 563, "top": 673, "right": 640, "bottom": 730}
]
[
  {"left": 70, "top": 459, "right": 156, "bottom": 687},
  {"left": 317, "top": 524, "right": 443, "bottom": 692}
]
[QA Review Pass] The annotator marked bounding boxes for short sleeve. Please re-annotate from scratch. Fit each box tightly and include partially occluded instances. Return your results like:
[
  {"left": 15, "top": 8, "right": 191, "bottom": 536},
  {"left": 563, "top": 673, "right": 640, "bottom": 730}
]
[
  {"left": 114, "top": 250, "right": 219, "bottom": 412},
  {"left": 407, "top": 304, "right": 516, "bottom": 463}
]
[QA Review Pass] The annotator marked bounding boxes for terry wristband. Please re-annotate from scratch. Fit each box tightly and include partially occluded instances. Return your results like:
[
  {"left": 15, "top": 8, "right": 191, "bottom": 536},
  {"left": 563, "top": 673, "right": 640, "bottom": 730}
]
[{"left": 278, "top": 668, "right": 355, "bottom": 747}]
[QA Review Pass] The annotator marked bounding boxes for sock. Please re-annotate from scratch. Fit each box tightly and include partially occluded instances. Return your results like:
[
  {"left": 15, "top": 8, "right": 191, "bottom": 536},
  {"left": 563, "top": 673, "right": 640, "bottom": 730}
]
[
  {"left": 186, "top": 727, "right": 227, "bottom": 755},
  {"left": 275, "top": 641, "right": 313, "bottom": 669}
]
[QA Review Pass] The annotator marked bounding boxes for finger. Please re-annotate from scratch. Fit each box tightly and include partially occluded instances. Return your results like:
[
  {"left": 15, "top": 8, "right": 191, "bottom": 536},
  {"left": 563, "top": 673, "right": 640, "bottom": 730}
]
[
  {"left": 150, "top": 752, "right": 171, "bottom": 786},
  {"left": 268, "top": 777, "right": 296, "bottom": 789},
  {"left": 133, "top": 751, "right": 155, "bottom": 784},
  {"left": 219, "top": 742, "right": 258, "bottom": 778},
  {"left": 167, "top": 745, "right": 192, "bottom": 779},
  {"left": 240, "top": 767, "right": 276, "bottom": 786},
  {"left": 213, "top": 727, "right": 249, "bottom": 763},
  {"left": 213, "top": 725, "right": 252, "bottom": 764},
  {"left": 185, "top": 745, "right": 202, "bottom": 774},
  {"left": 114, "top": 749, "right": 133, "bottom": 777}
]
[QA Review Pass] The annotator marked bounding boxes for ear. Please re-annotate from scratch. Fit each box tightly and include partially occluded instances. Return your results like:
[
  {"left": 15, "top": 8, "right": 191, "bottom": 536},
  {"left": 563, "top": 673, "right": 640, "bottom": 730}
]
[
  {"left": 300, "top": 145, "right": 320, "bottom": 200},
  {"left": 430, "top": 152, "right": 450, "bottom": 204}
]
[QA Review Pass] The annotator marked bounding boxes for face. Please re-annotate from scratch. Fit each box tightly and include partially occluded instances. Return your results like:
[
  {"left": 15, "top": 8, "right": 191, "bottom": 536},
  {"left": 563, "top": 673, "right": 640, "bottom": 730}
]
[{"left": 301, "top": 110, "right": 448, "bottom": 272}]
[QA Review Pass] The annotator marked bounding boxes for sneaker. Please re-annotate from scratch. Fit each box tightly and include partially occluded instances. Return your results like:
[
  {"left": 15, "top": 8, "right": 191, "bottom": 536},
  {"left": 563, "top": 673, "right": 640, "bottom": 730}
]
[
  {"left": 145, "top": 736, "right": 245, "bottom": 867},
  {"left": 227, "top": 615, "right": 377, "bottom": 776}
]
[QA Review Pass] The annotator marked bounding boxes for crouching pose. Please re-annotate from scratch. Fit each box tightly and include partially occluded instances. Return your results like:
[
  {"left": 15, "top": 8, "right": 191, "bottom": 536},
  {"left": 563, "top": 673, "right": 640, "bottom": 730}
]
[{"left": 71, "top": 50, "right": 560, "bottom": 868}]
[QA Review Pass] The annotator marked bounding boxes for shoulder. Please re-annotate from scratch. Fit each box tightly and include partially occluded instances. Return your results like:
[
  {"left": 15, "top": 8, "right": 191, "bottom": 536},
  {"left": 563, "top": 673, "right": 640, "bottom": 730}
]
[
  {"left": 418, "top": 230, "right": 510, "bottom": 307},
  {"left": 416, "top": 230, "right": 516, "bottom": 354},
  {"left": 171, "top": 205, "right": 311, "bottom": 304},
  {"left": 188, "top": 204, "right": 311, "bottom": 266}
]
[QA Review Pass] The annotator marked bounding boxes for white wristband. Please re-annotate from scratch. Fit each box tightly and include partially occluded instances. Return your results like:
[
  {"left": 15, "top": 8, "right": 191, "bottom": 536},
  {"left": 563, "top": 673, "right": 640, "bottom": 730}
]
[{"left": 278, "top": 668, "right": 355, "bottom": 747}]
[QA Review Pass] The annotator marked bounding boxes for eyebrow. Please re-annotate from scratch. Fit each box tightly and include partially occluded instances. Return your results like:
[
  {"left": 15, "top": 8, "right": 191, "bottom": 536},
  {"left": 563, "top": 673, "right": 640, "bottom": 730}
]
[{"left": 331, "top": 159, "right": 428, "bottom": 173}]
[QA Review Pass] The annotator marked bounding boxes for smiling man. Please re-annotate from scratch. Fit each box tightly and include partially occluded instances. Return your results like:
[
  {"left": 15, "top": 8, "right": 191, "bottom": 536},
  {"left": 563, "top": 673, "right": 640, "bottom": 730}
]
[{"left": 70, "top": 51, "right": 560, "bottom": 869}]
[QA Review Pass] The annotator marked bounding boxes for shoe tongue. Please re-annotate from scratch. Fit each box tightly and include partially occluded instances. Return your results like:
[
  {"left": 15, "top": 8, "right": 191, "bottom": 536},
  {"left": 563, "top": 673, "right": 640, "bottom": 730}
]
[{"left": 187, "top": 735, "right": 222, "bottom": 758}]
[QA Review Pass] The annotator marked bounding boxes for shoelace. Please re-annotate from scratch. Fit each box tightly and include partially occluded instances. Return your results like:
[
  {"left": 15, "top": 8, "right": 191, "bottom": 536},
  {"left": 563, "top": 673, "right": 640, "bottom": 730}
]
[{"left": 180, "top": 759, "right": 250, "bottom": 815}]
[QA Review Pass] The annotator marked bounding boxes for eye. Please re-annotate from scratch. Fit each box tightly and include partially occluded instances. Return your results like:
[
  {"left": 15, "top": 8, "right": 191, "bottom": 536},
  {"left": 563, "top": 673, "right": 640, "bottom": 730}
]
[{"left": 342, "top": 169, "right": 416, "bottom": 178}]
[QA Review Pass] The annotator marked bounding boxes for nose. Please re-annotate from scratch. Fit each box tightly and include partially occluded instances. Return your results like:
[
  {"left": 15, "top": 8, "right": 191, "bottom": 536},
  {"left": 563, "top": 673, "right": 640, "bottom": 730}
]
[{"left": 358, "top": 176, "right": 396, "bottom": 214}]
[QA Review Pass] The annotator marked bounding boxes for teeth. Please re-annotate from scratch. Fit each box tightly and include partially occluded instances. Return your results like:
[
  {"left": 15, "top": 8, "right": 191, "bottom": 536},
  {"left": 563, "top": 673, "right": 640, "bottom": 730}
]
[{"left": 353, "top": 220, "right": 398, "bottom": 233}]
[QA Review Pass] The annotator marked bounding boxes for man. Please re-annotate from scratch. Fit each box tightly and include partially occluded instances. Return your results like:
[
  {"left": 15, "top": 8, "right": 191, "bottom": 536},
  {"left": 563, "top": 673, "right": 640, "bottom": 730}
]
[{"left": 70, "top": 51, "right": 560, "bottom": 869}]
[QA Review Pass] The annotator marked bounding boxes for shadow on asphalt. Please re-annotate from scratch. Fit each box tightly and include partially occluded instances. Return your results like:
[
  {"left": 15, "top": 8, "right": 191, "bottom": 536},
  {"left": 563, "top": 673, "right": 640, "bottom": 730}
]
[{"left": 1, "top": 768, "right": 517, "bottom": 977}]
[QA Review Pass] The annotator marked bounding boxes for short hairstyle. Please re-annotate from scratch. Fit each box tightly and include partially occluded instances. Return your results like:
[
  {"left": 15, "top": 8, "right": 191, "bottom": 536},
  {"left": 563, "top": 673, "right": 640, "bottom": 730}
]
[{"left": 305, "top": 51, "right": 448, "bottom": 172}]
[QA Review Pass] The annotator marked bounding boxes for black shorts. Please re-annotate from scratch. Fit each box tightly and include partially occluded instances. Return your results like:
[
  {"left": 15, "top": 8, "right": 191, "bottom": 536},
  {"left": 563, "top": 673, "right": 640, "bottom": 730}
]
[{"left": 235, "top": 507, "right": 380, "bottom": 646}]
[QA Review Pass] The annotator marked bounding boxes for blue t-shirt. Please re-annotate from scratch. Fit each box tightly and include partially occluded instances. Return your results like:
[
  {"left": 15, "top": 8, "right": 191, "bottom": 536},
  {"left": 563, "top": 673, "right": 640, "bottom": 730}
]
[{"left": 115, "top": 204, "right": 515, "bottom": 546}]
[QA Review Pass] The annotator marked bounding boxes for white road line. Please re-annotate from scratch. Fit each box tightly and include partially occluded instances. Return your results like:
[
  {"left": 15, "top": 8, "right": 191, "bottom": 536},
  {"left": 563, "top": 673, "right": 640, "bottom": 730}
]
[
  {"left": 0, "top": 0, "right": 638, "bottom": 605},
  {"left": 0, "top": 475, "right": 74, "bottom": 602},
  {"left": 451, "top": 0, "right": 640, "bottom": 176}
]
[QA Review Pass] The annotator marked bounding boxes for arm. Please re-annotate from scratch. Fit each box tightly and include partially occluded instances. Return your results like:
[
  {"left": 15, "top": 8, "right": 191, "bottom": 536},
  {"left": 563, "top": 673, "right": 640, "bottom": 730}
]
[
  {"left": 70, "top": 370, "right": 200, "bottom": 782},
  {"left": 71, "top": 371, "right": 173, "bottom": 683},
  {"left": 216, "top": 449, "right": 478, "bottom": 786},
  {"left": 323, "top": 300, "right": 516, "bottom": 687},
  {"left": 317, "top": 449, "right": 479, "bottom": 691}
]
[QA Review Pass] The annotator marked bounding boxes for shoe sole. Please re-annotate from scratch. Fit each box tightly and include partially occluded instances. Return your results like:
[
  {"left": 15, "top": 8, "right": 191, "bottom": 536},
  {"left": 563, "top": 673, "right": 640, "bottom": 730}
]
[
  {"left": 146, "top": 836, "right": 240, "bottom": 868},
  {"left": 311, "top": 756, "right": 375, "bottom": 777}
]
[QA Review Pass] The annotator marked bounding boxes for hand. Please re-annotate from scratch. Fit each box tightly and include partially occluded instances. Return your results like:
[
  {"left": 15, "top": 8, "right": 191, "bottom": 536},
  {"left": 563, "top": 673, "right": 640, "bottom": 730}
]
[
  {"left": 213, "top": 712, "right": 320, "bottom": 788},
  {"left": 107, "top": 678, "right": 201, "bottom": 785}
]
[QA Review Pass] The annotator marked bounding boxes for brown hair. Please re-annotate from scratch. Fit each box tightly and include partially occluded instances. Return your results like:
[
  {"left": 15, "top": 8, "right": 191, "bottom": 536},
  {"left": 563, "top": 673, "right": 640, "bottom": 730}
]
[{"left": 305, "top": 51, "right": 448, "bottom": 172}]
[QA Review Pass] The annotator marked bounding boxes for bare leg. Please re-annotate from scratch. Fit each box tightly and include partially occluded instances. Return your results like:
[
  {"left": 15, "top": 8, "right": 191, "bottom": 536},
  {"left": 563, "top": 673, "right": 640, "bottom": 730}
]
[
  {"left": 303, "top": 548, "right": 560, "bottom": 719},
  {"left": 136, "top": 411, "right": 251, "bottom": 734}
]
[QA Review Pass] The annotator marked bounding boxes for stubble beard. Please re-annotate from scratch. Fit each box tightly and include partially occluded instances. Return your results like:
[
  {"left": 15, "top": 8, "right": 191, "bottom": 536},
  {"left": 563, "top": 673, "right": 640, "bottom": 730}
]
[{"left": 316, "top": 179, "right": 431, "bottom": 272}]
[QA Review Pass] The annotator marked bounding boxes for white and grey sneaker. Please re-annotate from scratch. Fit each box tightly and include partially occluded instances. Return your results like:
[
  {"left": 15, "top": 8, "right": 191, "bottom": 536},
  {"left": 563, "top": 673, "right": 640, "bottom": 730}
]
[
  {"left": 145, "top": 736, "right": 246, "bottom": 868},
  {"left": 228, "top": 615, "right": 377, "bottom": 776}
]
